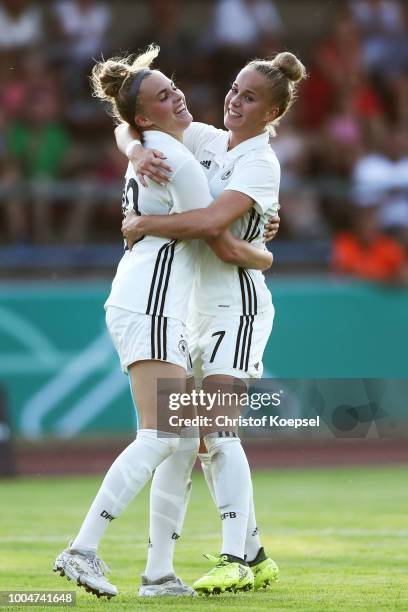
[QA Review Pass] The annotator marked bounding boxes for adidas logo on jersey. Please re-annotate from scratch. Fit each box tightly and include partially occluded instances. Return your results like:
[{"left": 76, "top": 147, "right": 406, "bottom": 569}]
[{"left": 200, "top": 160, "right": 212, "bottom": 169}]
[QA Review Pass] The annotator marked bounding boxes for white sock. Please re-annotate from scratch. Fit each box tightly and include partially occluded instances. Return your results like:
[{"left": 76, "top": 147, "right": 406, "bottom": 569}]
[
  {"left": 198, "top": 452, "right": 216, "bottom": 504},
  {"left": 72, "top": 429, "right": 178, "bottom": 552},
  {"left": 245, "top": 487, "right": 262, "bottom": 562},
  {"left": 144, "top": 427, "right": 199, "bottom": 580},
  {"left": 200, "top": 450, "right": 261, "bottom": 561},
  {"left": 204, "top": 433, "right": 251, "bottom": 560}
]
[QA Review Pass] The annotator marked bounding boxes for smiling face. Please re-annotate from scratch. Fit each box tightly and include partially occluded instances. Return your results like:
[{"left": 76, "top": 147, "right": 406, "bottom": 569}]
[
  {"left": 135, "top": 70, "right": 192, "bottom": 139},
  {"left": 224, "top": 66, "right": 278, "bottom": 143}
]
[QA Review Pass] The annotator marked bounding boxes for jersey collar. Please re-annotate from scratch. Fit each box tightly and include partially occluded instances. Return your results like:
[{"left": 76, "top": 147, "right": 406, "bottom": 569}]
[
  {"left": 226, "top": 131, "right": 270, "bottom": 160},
  {"left": 202, "top": 130, "right": 230, "bottom": 158},
  {"left": 202, "top": 130, "right": 269, "bottom": 160}
]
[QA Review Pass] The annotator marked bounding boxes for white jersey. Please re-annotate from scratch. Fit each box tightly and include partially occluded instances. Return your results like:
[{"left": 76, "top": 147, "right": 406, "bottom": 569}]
[
  {"left": 105, "top": 130, "right": 212, "bottom": 323},
  {"left": 183, "top": 122, "right": 280, "bottom": 316}
]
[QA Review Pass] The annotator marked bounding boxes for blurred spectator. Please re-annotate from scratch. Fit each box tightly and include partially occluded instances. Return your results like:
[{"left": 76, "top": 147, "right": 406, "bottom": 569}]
[
  {"left": 302, "top": 4, "right": 388, "bottom": 234},
  {"left": 321, "top": 94, "right": 364, "bottom": 175},
  {"left": 22, "top": 50, "right": 61, "bottom": 110},
  {"left": 208, "top": 0, "right": 283, "bottom": 51},
  {"left": 333, "top": 204, "right": 408, "bottom": 284},
  {"left": 49, "top": 0, "right": 111, "bottom": 125},
  {"left": 137, "top": 0, "right": 194, "bottom": 77},
  {"left": 0, "top": 55, "right": 28, "bottom": 121},
  {"left": 51, "top": 0, "right": 110, "bottom": 64},
  {"left": 84, "top": 142, "right": 127, "bottom": 243},
  {"left": 391, "top": 73, "right": 408, "bottom": 125},
  {"left": 317, "top": 12, "right": 363, "bottom": 91},
  {"left": 298, "top": 11, "right": 364, "bottom": 130},
  {"left": 0, "top": 0, "right": 407, "bottom": 259},
  {"left": 62, "top": 139, "right": 127, "bottom": 242},
  {"left": 0, "top": 0, "right": 42, "bottom": 52},
  {"left": 298, "top": 49, "right": 334, "bottom": 130},
  {"left": 349, "top": 0, "right": 406, "bottom": 76},
  {"left": 350, "top": 0, "right": 402, "bottom": 32},
  {"left": 201, "top": 0, "right": 284, "bottom": 87},
  {"left": 311, "top": 92, "right": 364, "bottom": 233},
  {"left": 273, "top": 114, "right": 326, "bottom": 238},
  {"left": 183, "top": 51, "right": 222, "bottom": 127},
  {"left": 186, "top": 81, "right": 221, "bottom": 127},
  {"left": 5, "top": 70, "right": 70, "bottom": 244},
  {"left": 353, "top": 125, "right": 408, "bottom": 247}
]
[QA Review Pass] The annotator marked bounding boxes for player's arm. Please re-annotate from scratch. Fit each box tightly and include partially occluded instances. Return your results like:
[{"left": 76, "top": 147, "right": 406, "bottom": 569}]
[
  {"left": 122, "top": 204, "right": 272, "bottom": 270},
  {"left": 123, "top": 156, "right": 280, "bottom": 243},
  {"left": 207, "top": 231, "right": 273, "bottom": 271},
  {"left": 114, "top": 123, "right": 172, "bottom": 186},
  {"left": 122, "top": 189, "right": 255, "bottom": 241},
  {"left": 122, "top": 156, "right": 257, "bottom": 243},
  {"left": 115, "top": 121, "right": 218, "bottom": 186},
  {"left": 171, "top": 159, "right": 273, "bottom": 269},
  {"left": 121, "top": 157, "right": 271, "bottom": 269}
]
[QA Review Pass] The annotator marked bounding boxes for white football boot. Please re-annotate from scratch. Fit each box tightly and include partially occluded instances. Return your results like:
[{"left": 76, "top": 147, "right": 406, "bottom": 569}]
[
  {"left": 53, "top": 543, "right": 117, "bottom": 599},
  {"left": 139, "top": 573, "right": 197, "bottom": 597}
]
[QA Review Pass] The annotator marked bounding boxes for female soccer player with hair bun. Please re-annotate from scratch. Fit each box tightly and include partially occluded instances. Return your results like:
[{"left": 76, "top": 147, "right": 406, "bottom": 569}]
[
  {"left": 118, "top": 50, "right": 306, "bottom": 595},
  {"left": 53, "top": 45, "right": 273, "bottom": 600}
]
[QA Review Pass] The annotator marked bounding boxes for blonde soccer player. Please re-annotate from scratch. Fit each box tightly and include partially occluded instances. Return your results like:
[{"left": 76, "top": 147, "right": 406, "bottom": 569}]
[
  {"left": 118, "top": 50, "right": 306, "bottom": 595},
  {"left": 53, "top": 45, "right": 273, "bottom": 599}
]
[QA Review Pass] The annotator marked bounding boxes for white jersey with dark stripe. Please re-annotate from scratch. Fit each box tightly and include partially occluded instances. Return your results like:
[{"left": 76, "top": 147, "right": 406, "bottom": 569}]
[
  {"left": 105, "top": 130, "right": 212, "bottom": 323},
  {"left": 183, "top": 123, "right": 280, "bottom": 316}
]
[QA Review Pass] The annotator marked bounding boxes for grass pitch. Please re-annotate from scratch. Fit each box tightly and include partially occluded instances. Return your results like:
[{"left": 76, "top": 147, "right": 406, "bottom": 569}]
[{"left": 0, "top": 465, "right": 407, "bottom": 611}]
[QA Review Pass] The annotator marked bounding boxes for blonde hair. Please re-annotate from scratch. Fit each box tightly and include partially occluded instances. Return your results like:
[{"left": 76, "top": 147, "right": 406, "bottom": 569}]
[
  {"left": 247, "top": 51, "right": 307, "bottom": 136},
  {"left": 90, "top": 44, "right": 160, "bottom": 126}
]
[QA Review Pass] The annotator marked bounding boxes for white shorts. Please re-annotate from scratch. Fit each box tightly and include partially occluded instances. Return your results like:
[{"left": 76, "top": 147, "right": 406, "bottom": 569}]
[
  {"left": 106, "top": 306, "right": 189, "bottom": 373},
  {"left": 187, "top": 306, "right": 274, "bottom": 381}
]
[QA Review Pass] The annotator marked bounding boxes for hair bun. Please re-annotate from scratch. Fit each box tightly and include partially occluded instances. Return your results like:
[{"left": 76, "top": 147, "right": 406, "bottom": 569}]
[
  {"left": 273, "top": 52, "right": 306, "bottom": 83},
  {"left": 98, "top": 62, "right": 130, "bottom": 98}
]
